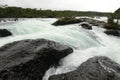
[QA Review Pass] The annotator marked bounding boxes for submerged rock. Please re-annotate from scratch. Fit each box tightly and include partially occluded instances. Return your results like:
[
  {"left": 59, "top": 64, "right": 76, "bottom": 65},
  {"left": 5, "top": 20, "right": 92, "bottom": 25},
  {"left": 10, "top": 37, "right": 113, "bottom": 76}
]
[
  {"left": 0, "top": 29, "right": 12, "bottom": 37},
  {"left": 80, "top": 22, "right": 92, "bottom": 30},
  {"left": 49, "top": 56, "right": 120, "bottom": 80},
  {"left": 0, "top": 18, "right": 18, "bottom": 23},
  {"left": 0, "top": 39, "right": 73, "bottom": 80},
  {"left": 104, "top": 30, "right": 120, "bottom": 37}
]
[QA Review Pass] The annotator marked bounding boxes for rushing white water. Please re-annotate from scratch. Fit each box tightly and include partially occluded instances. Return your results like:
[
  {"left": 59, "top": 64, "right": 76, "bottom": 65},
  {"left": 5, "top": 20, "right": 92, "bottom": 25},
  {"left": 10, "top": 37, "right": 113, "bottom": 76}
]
[{"left": 0, "top": 18, "right": 120, "bottom": 80}]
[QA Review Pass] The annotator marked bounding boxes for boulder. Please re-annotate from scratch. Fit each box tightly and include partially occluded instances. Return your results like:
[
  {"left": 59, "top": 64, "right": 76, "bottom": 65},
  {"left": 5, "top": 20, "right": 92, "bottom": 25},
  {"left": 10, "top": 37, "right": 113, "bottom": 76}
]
[
  {"left": 52, "top": 17, "right": 82, "bottom": 26},
  {"left": 0, "top": 39, "right": 73, "bottom": 80},
  {"left": 52, "top": 17, "right": 106, "bottom": 26},
  {"left": 80, "top": 22, "right": 92, "bottom": 30},
  {"left": 49, "top": 56, "right": 120, "bottom": 80},
  {"left": 104, "top": 30, "right": 120, "bottom": 37},
  {"left": 103, "top": 23, "right": 120, "bottom": 30},
  {"left": 90, "top": 20, "right": 106, "bottom": 26},
  {"left": 0, "top": 29, "right": 12, "bottom": 37},
  {"left": 79, "top": 18, "right": 106, "bottom": 26}
]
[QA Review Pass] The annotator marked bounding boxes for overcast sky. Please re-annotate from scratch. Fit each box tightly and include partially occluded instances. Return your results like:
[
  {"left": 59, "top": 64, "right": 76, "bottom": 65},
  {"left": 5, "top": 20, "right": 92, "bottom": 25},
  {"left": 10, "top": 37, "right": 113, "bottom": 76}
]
[{"left": 0, "top": 0, "right": 120, "bottom": 12}]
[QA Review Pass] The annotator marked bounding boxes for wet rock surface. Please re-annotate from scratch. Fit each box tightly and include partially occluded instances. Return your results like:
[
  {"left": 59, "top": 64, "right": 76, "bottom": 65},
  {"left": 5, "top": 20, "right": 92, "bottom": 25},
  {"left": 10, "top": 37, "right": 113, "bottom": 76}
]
[
  {"left": 52, "top": 17, "right": 82, "bottom": 26},
  {"left": 0, "top": 39, "right": 73, "bottom": 80},
  {"left": 104, "top": 30, "right": 120, "bottom": 37},
  {"left": 80, "top": 22, "right": 92, "bottom": 30},
  {"left": 53, "top": 17, "right": 106, "bottom": 27},
  {"left": 49, "top": 56, "right": 120, "bottom": 80},
  {"left": 79, "top": 18, "right": 106, "bottom": 26},
  {"left": 0, "top": 29, "right": 12, "bottom": 37},
  {"left": 103, "top": 23, "right": 120, "bottom": 30}
]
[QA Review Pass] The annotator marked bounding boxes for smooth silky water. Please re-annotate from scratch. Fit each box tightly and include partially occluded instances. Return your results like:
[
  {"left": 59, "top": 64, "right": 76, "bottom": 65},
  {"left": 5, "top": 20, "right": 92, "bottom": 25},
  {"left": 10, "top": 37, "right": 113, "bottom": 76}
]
[{"left": 0, "top": 18, "right": 120, "bottom": 80}]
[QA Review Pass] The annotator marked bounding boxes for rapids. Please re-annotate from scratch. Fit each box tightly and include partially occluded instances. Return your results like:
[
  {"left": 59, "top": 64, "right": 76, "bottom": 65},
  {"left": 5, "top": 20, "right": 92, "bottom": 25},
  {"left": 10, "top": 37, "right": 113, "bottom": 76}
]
[{"left": 0, "top": 18, "right": 120, "bottom": 80}]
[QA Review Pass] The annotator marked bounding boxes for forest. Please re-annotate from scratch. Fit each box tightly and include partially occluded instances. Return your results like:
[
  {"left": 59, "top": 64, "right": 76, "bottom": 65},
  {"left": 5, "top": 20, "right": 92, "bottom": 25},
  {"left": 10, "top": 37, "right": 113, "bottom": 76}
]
[{"left": 0, "top": 6, "right": 112, "bottom": 18}]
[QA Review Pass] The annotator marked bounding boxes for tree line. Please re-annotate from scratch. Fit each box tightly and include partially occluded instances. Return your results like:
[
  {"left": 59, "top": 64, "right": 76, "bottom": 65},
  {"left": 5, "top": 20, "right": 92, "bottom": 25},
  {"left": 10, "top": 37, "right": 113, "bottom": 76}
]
[{"left": 0, "top": 6, "right": 112, "bottom": 18}]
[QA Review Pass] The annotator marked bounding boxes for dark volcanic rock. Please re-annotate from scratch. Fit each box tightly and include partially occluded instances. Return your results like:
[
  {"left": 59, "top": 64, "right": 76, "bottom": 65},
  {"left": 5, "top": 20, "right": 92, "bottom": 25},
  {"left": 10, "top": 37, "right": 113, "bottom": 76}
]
[
  {"left": 0, "top": 39, "right": 73, "bottom": 80},
  {"left": 80, "top": 22, "right": 92, "bottom": 30},
  {"left": 104, "top": 30, "right": 120, "bottom": 37},
  {"left": 49, "top": 56, "right": 120, "bottom": 80},
  {"left": 0, "top": 29, "right": 12, "bottom": 37}
]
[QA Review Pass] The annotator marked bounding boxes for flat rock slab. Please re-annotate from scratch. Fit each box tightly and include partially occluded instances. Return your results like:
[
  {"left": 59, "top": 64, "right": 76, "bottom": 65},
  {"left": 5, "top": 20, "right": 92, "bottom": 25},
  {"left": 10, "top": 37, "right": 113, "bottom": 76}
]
[
  {"left": 0, "top": 39, "right": 73, "bottom": 80},
  {"left": 49, "top": 56, "right": 120, "bottom": 80}
]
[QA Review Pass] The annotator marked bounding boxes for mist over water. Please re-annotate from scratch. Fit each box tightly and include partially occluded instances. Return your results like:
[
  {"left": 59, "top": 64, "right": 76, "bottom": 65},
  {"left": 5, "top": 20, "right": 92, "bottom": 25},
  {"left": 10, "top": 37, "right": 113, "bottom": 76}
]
[{"left": 0, "top": 18, "right": 120, "bottom": 80}]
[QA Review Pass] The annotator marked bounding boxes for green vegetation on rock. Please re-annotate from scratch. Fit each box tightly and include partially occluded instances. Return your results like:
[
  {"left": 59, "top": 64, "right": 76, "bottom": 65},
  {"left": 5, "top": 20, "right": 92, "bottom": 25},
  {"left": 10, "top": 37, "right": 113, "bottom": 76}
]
[
  {"left": 52, "top": 17, "right": 82, "bottom": 26},
  {"left": 114, "top": 8, "right": 120, "bottom": 19},
  {"left": 103, "top": 8, "right": 120, "bottom": 30}
]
